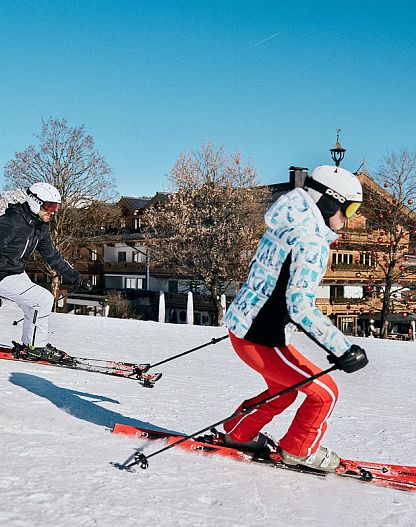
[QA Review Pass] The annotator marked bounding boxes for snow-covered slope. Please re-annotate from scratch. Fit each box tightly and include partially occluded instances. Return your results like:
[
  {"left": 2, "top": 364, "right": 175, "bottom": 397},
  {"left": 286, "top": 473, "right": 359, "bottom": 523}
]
[{"left": 1, "top": 299, "right": 415, "bottom": 527}]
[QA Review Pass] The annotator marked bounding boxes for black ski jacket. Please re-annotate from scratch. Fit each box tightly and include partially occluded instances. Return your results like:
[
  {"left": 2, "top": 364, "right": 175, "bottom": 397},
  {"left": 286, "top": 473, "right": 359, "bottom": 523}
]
[{"left": 0, "top": 201, "right": 80, "bottom": 284}]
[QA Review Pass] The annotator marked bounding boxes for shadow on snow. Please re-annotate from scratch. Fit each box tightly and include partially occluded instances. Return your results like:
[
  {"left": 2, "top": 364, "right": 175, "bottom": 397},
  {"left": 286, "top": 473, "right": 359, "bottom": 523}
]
[{"left": 9, "top": 372, "right": 169, "bottom": 432}]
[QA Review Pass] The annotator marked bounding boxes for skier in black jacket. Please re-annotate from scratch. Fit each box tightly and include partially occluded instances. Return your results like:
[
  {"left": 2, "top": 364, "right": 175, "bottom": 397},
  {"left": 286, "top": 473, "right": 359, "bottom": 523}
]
[{"left": 0, "top": 182, "right": 92, "bottom": 362}]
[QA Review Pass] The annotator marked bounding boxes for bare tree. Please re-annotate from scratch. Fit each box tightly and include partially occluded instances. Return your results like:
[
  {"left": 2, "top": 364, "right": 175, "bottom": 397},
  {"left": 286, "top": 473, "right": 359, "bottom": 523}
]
[
  {"left": 143, "top": 143, "right": 270, "bottom": 326},
  {"left": 0, "top": 189, "right": 25, "bottom": 215},
  {"left": 357, "top": 150, "right": 416, "bottom": 337},
  {"left": 4, "top": 118, "right": 117, "bottom": 297}
]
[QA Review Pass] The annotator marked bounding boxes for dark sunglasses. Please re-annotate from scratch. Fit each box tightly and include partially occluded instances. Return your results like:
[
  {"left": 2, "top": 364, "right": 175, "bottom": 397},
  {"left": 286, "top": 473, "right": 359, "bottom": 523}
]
[{"left": 41, "top": 201, "right": 60, "bottom": 213}]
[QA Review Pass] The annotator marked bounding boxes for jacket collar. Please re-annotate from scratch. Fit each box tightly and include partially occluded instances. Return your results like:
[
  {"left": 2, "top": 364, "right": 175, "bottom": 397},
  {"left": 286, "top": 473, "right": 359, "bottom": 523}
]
[
  {"left": 6, "top": 201, "right": 42, "bottom": 227},
  {"left": 295, "top": 188, "right": 339, "bottom": 244}
]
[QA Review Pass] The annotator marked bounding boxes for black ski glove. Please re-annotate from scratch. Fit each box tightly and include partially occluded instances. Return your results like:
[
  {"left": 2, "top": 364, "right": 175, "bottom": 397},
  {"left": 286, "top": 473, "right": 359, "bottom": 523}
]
[
  {"left": 76, "top": 277, "right": 93, "bottom": 292},
  {"left": 328, "top": 344, "right": 369, "bottom": 373}
]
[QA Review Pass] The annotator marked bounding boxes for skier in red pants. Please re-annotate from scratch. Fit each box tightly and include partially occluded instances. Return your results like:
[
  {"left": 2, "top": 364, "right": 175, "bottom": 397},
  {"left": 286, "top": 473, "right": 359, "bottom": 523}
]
[{"left": 224, "top": 166, "right": 369, "bottom": 472}]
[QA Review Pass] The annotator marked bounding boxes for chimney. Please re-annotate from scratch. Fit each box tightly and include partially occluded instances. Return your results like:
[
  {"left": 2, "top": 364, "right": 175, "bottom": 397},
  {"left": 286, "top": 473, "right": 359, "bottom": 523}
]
[{"left": 289, "top": 166, "right": 308, "bottom": 189}]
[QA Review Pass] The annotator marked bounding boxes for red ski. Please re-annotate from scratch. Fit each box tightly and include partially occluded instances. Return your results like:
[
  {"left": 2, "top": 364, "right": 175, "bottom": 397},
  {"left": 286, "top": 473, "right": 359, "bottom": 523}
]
[
  {"left": 336, "top": 458, "right": 416, "bottom": 491},
  {"left": 112, "top": 423, "right": 416, "bottom": 491},
  {"left": 0, "top": 345, "right": 161, "bottom": 388}
]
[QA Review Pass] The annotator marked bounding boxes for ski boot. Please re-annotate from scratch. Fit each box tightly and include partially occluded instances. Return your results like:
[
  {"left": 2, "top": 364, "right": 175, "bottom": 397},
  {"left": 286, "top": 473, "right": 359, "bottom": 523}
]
[
  {"left": 222, "top": 432, "right": 276, "bottom": 457},
  {"left": 280, "top": 445, "right": 340, "bottom": 473},
  {"left": 23, "top": 343, "right": 73, "bottom": 364}
]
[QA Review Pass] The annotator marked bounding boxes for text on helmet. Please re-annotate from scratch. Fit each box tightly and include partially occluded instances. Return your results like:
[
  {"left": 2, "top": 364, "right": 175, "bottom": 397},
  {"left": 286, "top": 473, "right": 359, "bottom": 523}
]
[{"left": 325, "top": 188, "right": 346, "bottom": 203}]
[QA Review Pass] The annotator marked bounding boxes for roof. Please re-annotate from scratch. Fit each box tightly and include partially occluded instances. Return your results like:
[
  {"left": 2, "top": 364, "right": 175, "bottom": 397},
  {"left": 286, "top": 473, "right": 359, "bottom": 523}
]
[
  {"left": 120, "top": 197, "right": 152, "bottom": 211},
  {"left": 144, "top": 192, "right": 171, "bottom": 208}
]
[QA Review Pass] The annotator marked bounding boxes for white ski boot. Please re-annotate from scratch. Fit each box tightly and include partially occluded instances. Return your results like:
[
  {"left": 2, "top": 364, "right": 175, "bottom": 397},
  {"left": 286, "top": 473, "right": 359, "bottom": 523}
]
[{"left": 280, "top": 445, "right": 340, "bottom": 472}]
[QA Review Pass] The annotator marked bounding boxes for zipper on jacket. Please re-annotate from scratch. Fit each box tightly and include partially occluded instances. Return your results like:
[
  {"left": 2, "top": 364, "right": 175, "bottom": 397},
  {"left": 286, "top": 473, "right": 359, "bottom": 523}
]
[
  {"left": 20, "top": 238, "right": 38, "bottom": 259},
  {"left": 20, "top": 238, "right": 30, "bottom": 259}
]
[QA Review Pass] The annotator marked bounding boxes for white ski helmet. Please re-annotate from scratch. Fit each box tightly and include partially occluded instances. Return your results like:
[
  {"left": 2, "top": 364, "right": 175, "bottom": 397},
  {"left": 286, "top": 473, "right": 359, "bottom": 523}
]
[
  {"left": 26, "top": 182, "right": 61, "bottom": 215},
  {"left": 304, "top": 165, "right": 363, "bottom": 224}
]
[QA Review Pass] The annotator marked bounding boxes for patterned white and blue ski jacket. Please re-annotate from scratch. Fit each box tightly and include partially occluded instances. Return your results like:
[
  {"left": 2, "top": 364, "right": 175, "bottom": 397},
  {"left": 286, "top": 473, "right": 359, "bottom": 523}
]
[{"left": 225, "top": 188, "right": 352, "bottom": 355}]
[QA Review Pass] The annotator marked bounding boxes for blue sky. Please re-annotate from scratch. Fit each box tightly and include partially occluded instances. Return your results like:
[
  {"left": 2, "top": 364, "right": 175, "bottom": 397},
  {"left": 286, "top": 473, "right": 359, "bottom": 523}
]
[{"left": 1, "top": 0, "right": 415, "bottom": 197}]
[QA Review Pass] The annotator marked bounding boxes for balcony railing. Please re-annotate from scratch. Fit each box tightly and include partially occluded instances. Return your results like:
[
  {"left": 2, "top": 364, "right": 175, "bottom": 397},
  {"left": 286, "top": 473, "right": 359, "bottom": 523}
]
[
  {"left": 103, "top": 261, "right": 146, "bottom": 273},
  {"left": 330, "top": 262, "right": 375, "bottom": 271}
]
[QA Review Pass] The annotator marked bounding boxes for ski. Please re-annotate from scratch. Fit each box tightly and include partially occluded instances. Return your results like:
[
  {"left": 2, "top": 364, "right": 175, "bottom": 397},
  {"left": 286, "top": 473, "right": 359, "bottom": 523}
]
[
  {"left": 0, "top": 344, "right": 162, "bottom": 388},
  {"left": 112, "top": 423, "right": 416, "bottom": 491},
  {"left": 112, "top": 423, "right": 328, "bottom": 476},
  {"left": 337, "top": 458, "right": 416, "bottom": 491}
]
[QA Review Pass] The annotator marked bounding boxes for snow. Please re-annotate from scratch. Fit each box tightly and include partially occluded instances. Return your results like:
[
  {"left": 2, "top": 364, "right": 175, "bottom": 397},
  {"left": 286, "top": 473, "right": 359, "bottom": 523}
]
[{"left": 1, "top": 299, "right": 416, "bottom": 527}]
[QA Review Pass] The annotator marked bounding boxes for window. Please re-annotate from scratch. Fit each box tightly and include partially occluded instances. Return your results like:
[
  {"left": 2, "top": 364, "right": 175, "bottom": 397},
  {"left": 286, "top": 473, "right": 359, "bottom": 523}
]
[
  {"left": 339, "top": 316, "right": 356, "bottom": 336},
  {"left": 125, "top": 277, "right": 136, "bottom": 289},
  {"left": 118, "top": 252, "right": 127, "bottom": 263},
  {"left": 125, "top": 278, "right": 144, "bottom": 289},
  {"left": 134, "top": 218, "right": 141, "bottom": 230},
  {"left": 132, "top": 251, "right": 144, "bottom": 263},
  {"left": 330, "top": 285, "right": 345, "bottom": 300},
  {"left": 344, "top": 285, "right": 363, "bottom": 299},
  {"left": 360, "top": 252, "right": 376, "bottom": 266},
  {"left": 92, "top": 275, "right": 98, "bottom": 286},
  {"left": 90, "top": 249, "right": 98, "bottom": 261},
  {"left": 331, "top": 253, "right": 353, "bottom": 265}
]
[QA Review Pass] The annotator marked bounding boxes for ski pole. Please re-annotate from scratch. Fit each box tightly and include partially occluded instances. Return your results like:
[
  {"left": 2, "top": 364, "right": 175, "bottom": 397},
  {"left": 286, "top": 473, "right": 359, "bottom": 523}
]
[
  {"left": 124, "top": 363, "right": 338, "bottom": 470},
  {"left": 12, "top": 291, "right": 72, "bottom": 326},
  {"left": 140, "top": 335, "right": 229, "bottom": 372}
]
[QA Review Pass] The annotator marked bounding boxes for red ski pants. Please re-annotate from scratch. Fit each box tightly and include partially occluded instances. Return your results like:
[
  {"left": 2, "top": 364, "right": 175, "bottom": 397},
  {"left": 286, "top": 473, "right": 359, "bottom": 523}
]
[{"left": 224, "top": 332, "right": 339, "bottom": 458}]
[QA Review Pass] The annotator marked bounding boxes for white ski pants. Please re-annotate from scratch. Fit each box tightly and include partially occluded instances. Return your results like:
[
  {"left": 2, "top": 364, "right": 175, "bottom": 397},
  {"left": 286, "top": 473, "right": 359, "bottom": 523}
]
[{"left": 0, "top": 272, "right": 54, "bottom": 348}]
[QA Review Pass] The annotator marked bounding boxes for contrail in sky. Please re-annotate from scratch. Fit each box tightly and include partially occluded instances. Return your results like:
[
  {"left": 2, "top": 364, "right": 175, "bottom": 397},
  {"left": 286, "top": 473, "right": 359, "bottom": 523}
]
[{"left": 250, "top": 31, "right": 281, "bottom": 49}]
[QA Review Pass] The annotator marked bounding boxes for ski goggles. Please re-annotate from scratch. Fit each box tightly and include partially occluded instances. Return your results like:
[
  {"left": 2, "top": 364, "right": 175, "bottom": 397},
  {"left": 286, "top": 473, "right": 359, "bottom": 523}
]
[
  {"left": 41, "top": 201, "right": 60, "bottom": 213},
  {"left": 340, "top": 201, "right": 361, "bottom": 219}
]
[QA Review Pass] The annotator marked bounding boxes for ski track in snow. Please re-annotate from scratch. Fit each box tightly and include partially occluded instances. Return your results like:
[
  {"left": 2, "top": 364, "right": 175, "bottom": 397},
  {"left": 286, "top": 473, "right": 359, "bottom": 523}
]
[{"left": 1, "top": 299, "right": 416, "bottom": 526}]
